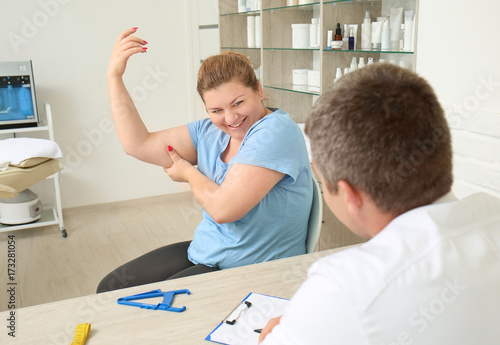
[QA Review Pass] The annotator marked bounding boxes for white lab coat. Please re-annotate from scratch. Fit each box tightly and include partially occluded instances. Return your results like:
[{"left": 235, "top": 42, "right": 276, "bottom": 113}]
[{"left": 262, "top": 193, "right": 500, "bottom": 345}]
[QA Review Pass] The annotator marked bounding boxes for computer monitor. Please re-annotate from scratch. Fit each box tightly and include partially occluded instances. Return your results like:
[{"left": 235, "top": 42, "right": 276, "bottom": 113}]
[{"left": 0, "top": 60, "right": 38, "bottom": 129}]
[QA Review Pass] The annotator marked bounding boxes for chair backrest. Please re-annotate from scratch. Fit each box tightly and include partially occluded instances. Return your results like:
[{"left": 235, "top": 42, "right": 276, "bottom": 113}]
[{"left": 306, "top": 176, "right": 323, "bottom": 253}]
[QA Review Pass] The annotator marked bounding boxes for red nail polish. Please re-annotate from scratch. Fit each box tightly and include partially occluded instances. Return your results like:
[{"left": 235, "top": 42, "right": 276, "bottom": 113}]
[
  {"left": 168, "top": 146, "right": 173, "bottom": 152},
  {"left": 142, "top": 47, "right": 148, "bottom": 51},
  {"left": 132, "top": 27, "right": 138, "bottom": 30},
  {"left": 143, "top": 40, "right": 148, "bottom": 44}
]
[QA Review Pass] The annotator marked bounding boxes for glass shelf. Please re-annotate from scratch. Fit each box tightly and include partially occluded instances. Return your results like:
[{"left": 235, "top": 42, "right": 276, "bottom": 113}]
[
  {"left": 264, "top": 84, "right": 320, "bottom": 96},
  {"left": 322, "top": 0, "right": 355, "bottom": 4},
  {"left": 221, "top": 47, "right": 261, "bottom": 50},
  {"left": 263, "top": 2, "right": 321, "bottom": 12},
  {"left": 324, "top": 0, "right": 416, "bottom": 5},
  {"left": 220, "top": 9, "right": 260, "bottom": 16},
  {"left": 264, "top": 47, "right": 320, "bottom": 51},
  {"left": 324, "top": 49, "right": 414, "bottom": 54}
]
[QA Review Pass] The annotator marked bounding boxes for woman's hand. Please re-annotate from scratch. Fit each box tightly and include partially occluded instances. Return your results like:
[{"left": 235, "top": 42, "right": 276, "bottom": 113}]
[
  {"left": 107, "top": 28, "right": 148, "bottom": 79},
  {"left": 164, "top": 146, "right": 197, "bottom": 183},
  {"left": 258, "top": 316, "right": 282, "bottom": 343}
]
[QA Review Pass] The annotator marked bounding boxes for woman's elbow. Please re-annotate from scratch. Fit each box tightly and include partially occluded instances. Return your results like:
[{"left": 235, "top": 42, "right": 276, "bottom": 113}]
[{"left": 211, "top": 210, "right": 243, "bottom": 224}]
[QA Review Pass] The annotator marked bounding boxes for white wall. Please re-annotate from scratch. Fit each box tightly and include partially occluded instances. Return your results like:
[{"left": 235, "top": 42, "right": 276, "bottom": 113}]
[
  {"left": 416, "top": 0, "right": 500, "bottom": 199},
  {"left": 188, "top": 0, "right": 220, "bottom": 119},
  {"left": 0, "top": 0, "right": 200, "bottom": 208}
]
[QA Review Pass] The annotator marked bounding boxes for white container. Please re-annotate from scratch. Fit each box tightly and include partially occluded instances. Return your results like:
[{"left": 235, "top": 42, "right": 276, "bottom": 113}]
[
  {"left": 358, "top": 57, "right": 366, "bottom": 68},
  {"left": 255, "top": 15, "right": 261, "bottom": 48},
  {"left": 404, "top": 11, "right": 413, "bottom": 52},
  {"left": 371, "top": 21, "right": 382, "bottom": 50},
  {"left": 287, "top": 0, "right": 298, "bottom": 5},
  {"left": 292, "top": 69, "right": 309, "bottom": 85},
  {"left": 299, "top": 0, "right": 310, "bottom": 4},
  {"left": 292, "top": 24, "right": 311, "bottom": 49},
  {"left": 238, "top": 0, "right": 246, "bottom": 13},
  {"left": 308, "top": 70, "right": 320, "bottom": 87},
  {"left": 361, "top": 10, "right": 372, "bottom": 50},
  {"left": 390, "top": 7, "right": 403, "bottom": 51},
  {"left": 334, "top": 67, "right": 342, "bottom": 82},
  {"left": 350, "top": 57, "right": 358, "bottom": 71},
  {"left": 247, "top": 16, "right": 256, "bottom": 48},
  {"left": 310, "top": 18, "right": 319, "bottom": 48},
  {"left": 381, "top": 19, "right": 391, "bottom": 51}
]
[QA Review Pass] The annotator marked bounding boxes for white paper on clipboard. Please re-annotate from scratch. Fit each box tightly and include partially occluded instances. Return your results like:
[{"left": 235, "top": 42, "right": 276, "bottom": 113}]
[{"left": 206, "top": 292, "right": 290, "bottom": 345}]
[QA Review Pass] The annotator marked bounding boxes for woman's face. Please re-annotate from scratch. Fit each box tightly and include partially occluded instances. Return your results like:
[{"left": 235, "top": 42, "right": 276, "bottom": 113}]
[{"left": 204, "top": 79, "right": 266, "bottom": 142}]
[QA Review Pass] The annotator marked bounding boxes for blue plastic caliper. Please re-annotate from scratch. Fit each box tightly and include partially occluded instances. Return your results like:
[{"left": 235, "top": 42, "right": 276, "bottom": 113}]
[{"left": 117, "top": 289, "right": 191, "bottom": 312}]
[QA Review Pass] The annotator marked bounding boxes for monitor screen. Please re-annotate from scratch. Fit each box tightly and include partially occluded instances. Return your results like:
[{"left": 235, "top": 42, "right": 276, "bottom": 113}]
[{"left": 0, "top": 61, "right": 38, "bottom": 129}]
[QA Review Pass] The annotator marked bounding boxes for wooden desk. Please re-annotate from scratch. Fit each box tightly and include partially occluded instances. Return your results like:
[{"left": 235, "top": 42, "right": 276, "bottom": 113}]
[{"left": 1, "top": 248, "right": 346, "bottom": 344}]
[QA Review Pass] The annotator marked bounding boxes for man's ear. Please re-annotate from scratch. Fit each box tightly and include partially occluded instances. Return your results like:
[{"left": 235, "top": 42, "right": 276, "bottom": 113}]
[{"left": 338, "top": 180, "right": 363, "bottom": 215}]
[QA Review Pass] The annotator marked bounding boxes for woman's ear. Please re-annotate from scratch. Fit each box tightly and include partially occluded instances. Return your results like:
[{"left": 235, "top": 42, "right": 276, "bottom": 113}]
[
  {"left": 338, "top": 180, "right": 363, "bottom": 215},
  {"left": 257, "top": 83, "right": 264, "bottom": 100}
]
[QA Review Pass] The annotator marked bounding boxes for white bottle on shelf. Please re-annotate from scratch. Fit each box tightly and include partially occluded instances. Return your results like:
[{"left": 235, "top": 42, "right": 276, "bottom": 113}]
[
  {"left": 247, "top": 16, "right": 256, "bottom": 48},
  {"left": 255, "top": 15, "right": 261, "bottom": 48},
  {"left": 381, "top": 19, "right": 391, "bottom": 51},
  {"left": 361, "top": 10, "right": 372, "bottom": 50},
  {"left": 334, "top": 67, "right": 343, "bottom": 82},
  {"left": 404, "top": 11, "right": 414, "bottom": 52},
  {"left": 310, "top": 18, "right": 319, "bottom": 48},
  {"left": 367, "top": 57, "right": 374, "bottom": 65},
  {"left": 358, "top": 57, "right": 366, "bottom": 68},
  {"left": 350, "top": 57, "right": 358, "bottom": 71}
]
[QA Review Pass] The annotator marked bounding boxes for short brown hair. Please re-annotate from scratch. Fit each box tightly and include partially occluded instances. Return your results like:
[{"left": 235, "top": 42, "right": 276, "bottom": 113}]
[
  {"left": 197, "top": 52, "right": 260, "bottom": 100},
  {"left": 306, "top": 63, "right": 452, "bottom": 214}
]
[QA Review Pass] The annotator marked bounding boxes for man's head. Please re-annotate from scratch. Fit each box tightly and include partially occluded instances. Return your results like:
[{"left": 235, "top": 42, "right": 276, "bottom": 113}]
[{"left": 306, "top": 63, "right": 452, "bottom": 219}]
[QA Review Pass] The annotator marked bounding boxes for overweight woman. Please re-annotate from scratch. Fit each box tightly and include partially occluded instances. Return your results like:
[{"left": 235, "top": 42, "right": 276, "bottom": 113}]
[{"left": 97, "top": 28, "right": 312, "bottom": 293}]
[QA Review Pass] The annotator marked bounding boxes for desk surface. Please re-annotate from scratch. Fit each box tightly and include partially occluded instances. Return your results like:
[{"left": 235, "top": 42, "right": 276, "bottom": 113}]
[{"left": 1, "top": 248, "right": 346, "bottom": 344}]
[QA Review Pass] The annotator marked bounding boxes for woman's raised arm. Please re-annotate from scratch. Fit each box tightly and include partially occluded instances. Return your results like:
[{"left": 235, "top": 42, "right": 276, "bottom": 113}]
[{"left": 107, "top": 28, "right": 196, "bottom": 167}]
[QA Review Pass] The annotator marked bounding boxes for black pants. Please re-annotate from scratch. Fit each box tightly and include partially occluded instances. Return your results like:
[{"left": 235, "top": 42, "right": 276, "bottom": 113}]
[{"left": 96, "top": 241, "right": 219, "bottom": 293}]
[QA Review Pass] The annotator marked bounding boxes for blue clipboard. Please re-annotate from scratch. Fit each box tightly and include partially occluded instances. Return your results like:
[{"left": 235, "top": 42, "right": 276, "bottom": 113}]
[{"left": 205, "top": 292, "right": 289, "bottom": 345}]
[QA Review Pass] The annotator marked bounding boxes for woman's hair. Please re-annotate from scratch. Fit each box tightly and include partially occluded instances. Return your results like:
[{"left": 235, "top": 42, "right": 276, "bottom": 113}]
[
  {"left": 197, "top": 52, "right": 260, "bottom": 99},
  {"left": 306, "top": 63, "right": 453, "bottom": 215}
]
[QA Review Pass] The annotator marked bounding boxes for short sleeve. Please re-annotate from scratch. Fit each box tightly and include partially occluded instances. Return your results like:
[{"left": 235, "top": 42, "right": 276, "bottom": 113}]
[
  {"left": 187, "top": 118, "right": 212, "bottom": 150},
  {"left": 231, "top": 113, "right": 308, "bottom": 182}
]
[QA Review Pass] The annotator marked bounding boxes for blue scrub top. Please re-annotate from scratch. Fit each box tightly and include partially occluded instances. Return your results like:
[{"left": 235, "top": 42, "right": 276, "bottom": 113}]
[{"left": 186, "top": 109, "right": 312, "bottom": 269}]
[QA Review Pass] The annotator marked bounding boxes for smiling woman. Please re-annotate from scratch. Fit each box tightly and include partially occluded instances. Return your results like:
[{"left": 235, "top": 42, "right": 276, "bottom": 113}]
[{"left": 98, "top": 33, "right": 313, "bottom": 293}]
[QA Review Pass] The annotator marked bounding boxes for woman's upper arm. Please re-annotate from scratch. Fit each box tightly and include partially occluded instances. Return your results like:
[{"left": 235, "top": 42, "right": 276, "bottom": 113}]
[
  {"left": 131, "top": 124, "right": 197, "bottom": 167},
  {"left": 209, "top": 163, "right": 285, "bottom": 224}
]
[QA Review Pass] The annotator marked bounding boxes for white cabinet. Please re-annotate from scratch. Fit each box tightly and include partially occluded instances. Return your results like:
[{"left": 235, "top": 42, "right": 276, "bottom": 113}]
[
  {"left": 0, "top": 104, "right": 66, "bottom": 237},
  {"left": 219, "top": 0, "right": 418, "bottom": 123}
]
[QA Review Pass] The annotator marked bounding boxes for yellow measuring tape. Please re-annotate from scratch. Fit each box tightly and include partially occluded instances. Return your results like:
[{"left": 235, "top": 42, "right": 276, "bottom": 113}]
[{"left": 71, "top": 323, "right": 91, "bottom": 345}]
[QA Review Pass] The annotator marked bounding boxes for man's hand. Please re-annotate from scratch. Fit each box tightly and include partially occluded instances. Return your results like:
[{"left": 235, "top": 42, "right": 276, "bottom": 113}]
[{"left": 258, "top": 316, "right": 282, "bottom": 343}]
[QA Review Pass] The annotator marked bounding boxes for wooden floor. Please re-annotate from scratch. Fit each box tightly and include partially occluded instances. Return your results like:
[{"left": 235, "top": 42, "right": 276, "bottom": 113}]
[{"left": 0, "top": 192, "right": 202, "bottom": 312}]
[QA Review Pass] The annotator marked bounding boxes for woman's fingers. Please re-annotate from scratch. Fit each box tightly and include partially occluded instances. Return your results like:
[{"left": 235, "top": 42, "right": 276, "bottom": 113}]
[
  {"left": 120, "top": 41, "right": 147, "bottom": 53},
  {"left": 116, "top": 27, "right": 139, "bottom": 42},
  {"left": 108, "top": 28, "right": 148, "bottom": 77}
]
